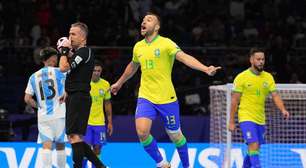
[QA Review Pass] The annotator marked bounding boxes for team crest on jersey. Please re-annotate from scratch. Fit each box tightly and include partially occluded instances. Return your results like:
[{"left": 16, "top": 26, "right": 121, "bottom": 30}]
[
  {"left": 99, "top": 89, "right": 104, "bottom": 96},
  {"left": 154, "top": 49, "right": 160, "bottom": 57},
  {"left": 263, "top": 81, "right": 268, "bottom": 88}
]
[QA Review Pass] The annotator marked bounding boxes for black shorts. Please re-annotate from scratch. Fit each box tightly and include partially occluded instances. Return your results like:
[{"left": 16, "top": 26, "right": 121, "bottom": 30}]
[{"left": 65, "top": 92, "right": 91, "bottom": 135}]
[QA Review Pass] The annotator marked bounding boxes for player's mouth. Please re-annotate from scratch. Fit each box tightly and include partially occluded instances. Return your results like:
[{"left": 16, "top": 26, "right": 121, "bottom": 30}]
[{"left": 141, "top": 25, "right": 146, "bottom": 32}]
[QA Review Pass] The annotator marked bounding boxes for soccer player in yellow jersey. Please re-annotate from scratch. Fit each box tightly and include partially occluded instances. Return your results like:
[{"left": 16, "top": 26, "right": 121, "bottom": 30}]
[
  {"left": 84, "top": 60, "right": 113, "bottom": 168},
  {"left": 111, "top": 12, "right": 221, "bottom": 168},
  {"left": 229, "top": 48, "right": 290, "bottom": 168}
]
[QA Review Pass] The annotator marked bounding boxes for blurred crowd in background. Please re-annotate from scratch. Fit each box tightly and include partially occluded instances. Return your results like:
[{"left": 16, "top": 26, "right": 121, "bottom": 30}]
[
  {"left": 0, "top": 0, "right": 305, "bottom": 116},
  {"left": 1, "top": 0, "right": 306, "bottom": 47}
]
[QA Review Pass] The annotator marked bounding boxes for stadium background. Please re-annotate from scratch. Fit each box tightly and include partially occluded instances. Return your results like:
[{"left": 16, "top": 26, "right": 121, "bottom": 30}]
[{"left": 0, "top": 0, "right": 306, "bottom": 167}]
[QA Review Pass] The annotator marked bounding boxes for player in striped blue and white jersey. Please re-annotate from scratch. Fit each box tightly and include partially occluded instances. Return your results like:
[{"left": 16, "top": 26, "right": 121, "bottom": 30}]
[{"left": 24, "top": 47, "right": 66, "bottom": 168}]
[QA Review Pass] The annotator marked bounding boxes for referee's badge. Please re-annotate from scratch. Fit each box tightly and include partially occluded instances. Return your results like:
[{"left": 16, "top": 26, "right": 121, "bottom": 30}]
[
  {"left": 99, "top": 89, "right": 104, "bottom": 96},
  {"left": 154, "top": 49, "right": 160, "bottom": 57}
]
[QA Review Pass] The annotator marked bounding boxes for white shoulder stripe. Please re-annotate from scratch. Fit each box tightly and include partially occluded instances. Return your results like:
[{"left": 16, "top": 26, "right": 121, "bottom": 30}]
[{"left": 85, "top": 48, "right": 91, "bottom": 63}]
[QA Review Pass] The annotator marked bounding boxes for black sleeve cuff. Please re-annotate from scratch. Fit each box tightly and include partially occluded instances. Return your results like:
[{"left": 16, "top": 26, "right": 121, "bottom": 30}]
[{"left": 60, "top": 47, "right": 70, "bottom": 56}]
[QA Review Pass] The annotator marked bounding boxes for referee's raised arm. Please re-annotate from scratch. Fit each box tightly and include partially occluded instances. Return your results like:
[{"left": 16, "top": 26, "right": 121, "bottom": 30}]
[
  {"left": 57, "top": 37, "right": 72, "bottom": 72},
  {"left": 59, "top": 55, "right": 70, "bottom": 72}
]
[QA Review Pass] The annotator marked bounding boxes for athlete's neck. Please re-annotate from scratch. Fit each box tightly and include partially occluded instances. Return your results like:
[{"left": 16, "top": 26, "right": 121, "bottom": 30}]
[
  {"left": 77, "top": 44, "right": 86, "bottom": 50},
  {"left": 44, "top": 62, "right": 53, "bottom": 67},
  {"left": 145, "top": 33, "right": 159, "bottom": 43},
  {"left": 249, "top": 67, "right": 261, "bottom": 75},
  {"left": 74, "top": 41, "right": 86, "bottom": 50},
  {"left": 91, "top": 78, "right": 99, "bottom": 83}
]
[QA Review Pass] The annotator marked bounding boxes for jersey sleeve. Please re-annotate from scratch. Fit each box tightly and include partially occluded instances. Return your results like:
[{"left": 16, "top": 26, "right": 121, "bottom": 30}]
[
  {"left": 233, "top": 74, "right": 244, "bottom": 93},
  {"left": 132, "top": 44, "right": 139, "bottom": 63},
  {"left": 54, "top": 68, "right": 66, "bottom": 89},
  {"left": 70, "top": 47, "right": 91, "bottom": 70},
  {"left": 268, "top": 73, "right": 277, "bottom": 92},
  {"left": 166, "top": 38, "right": 181, "bottom": 57},
  {"left": 104, "top": 81, "right": 111, "bottom": 100},
  {"left": 25, "top": 76, "right": 34, "bottom": 95}
]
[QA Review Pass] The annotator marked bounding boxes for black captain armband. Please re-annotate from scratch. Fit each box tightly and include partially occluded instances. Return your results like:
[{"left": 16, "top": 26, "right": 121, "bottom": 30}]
[{"left": 60, "top": 47, "right": 70, "bottom": 56}]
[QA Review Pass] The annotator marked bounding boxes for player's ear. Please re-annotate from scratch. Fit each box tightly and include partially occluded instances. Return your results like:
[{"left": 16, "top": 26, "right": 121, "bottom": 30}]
[
  {"left": 155, "top": 24, "right": 160, "bottom": 32},
  {"left": 249, "top": 55, "right": 253, "bottom": 64},
  {"left": 81, "top": 35, "right": 86, "bottom": 42}
]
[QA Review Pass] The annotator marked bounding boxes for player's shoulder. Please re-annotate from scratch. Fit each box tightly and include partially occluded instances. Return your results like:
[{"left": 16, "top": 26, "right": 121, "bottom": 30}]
[
  {"left": 156, "top": 36, "right": 173, "bottom": 44},
  {"left": 164, "top": 35, "right": 177, "bottom": 42},
  {"left": 134, "top": 39, "right": 146, "bottom": 48},
  {"left": 75, "top": 47, "right": 91, "bottom": 57},
  {"left": 30, "top": 67, "right": 45, "bottom": 78},
  {"left": 32, "top": 68, "right": 42, "bottom": 76},
  {"left": 29, "top": 71, "right": 39, "bottom": 80},
  {"left": 161, "top": 36, "right": 171, "bottom": 41},
  {"left": 262, "top": 70, "right": 272, "bottom": 76},
  {"left": 76, "top": 46, "right": 89, "bottom": 52},
  {"left": 235, "top": 69, "right": 249, "bottom": 78},
  {"left": 262, "top": 71, "right": 274, "bottom": 79},
  {"left": 99, "top": 78, "right": 110, "bottom": 86},
  {"left": 93, "top": 78, "right": 110, "bottom": 88},
  {"left": 43, "top": 66, "right": 65, "bottom": 76},
  {"left": 47, "top": 66, "right": 58, "bottom": 71}
]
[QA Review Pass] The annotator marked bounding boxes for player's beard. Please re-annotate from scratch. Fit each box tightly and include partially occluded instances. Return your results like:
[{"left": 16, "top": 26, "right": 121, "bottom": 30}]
[
  {"left": 142, "top": 28, "right": 154, "bottom": 37},
  {"left": 92, "top": 76, "right": 99, "bottom": 82},
  {"left": 254, "top": 64, "right": 264, "bottom": 72}
]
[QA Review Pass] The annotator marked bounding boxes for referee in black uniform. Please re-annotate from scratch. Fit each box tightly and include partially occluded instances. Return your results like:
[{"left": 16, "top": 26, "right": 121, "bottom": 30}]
[{"left": 59, "top": 22, "right": 106, "bottom": 168}]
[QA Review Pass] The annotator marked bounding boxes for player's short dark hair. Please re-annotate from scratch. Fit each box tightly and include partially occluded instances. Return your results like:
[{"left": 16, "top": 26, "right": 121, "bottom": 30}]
[
  {"left": 94, "top": 59, "right": 102, "bottom": 68},
  {"left": 249, "top": 47, "right": 265, "bottom": 57},
  {"left": 71, "top": 22, "right": 88, "bottom": 37},
  {"left": 40, "top": 47, "right": 58, "bottom": 61},
  {"left": 146, "top": 11, "right": 161, "bottom": 26}
]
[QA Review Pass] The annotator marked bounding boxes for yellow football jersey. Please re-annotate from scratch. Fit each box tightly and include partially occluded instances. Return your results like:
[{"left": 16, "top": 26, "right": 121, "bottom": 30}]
[
  {"left": 132, "top": 35, "right": 181, "bottom": 104},
  {"left": 233, "top": 69, "right": 276, "bottom": 125},
  {"left": 88, "top": 78, "right": 111, "bottom": 126}
]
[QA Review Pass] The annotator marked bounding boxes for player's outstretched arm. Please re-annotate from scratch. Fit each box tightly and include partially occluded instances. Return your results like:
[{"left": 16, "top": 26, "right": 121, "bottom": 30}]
[
  {"left": 229, "top": 92, "right": 241, "bottom": 132},
  {"left": 175, "top": 51, "right": 221, "bottom": 76},
  {"left": 271, "top": 92, "right": 290, "bottom": 119},
  {"left": 111, "top": 61, "right": 139, "bottom": 95}
]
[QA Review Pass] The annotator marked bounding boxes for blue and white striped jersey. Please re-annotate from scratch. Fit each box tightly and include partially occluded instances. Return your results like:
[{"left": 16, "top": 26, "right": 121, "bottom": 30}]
[{"left": 25, "top": 67, "right": 66, "bottom": 122}]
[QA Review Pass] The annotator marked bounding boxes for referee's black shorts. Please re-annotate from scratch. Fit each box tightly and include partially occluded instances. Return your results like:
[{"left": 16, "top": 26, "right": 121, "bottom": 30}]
[{"left": 65, "top": 92, "right": 91, "bottom": 135}]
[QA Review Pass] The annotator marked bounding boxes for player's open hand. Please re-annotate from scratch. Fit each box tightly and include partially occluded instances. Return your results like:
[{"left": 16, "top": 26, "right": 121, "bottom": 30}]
[
  {"left": 206, "top": 66, "right": 222, "bottom": 76},
  {"left": 110, "top": 82, "right": 122, "bottom": 95},
  {"left": 282, "top": 109, "right": 290, "bottom": 120},
  {"left": 107, "top": 123, "right": 113, "bottom": 136},
  {"left": 228, "top": 122, "right": 235, "bottom": 132}
]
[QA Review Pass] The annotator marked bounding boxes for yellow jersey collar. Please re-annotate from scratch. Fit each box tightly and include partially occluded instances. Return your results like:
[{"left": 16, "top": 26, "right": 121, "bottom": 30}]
[
  {"left": 249, "top": 68, "right": 261, "bottom": 76},
  {"left": 145, "top": 35, "right": 160, "bottom": 45}
]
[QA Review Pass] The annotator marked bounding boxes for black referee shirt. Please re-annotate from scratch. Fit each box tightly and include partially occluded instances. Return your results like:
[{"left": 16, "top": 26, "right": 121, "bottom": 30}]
[{"left": 65, "top": 47, "right": 94, "bottom": 93}]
